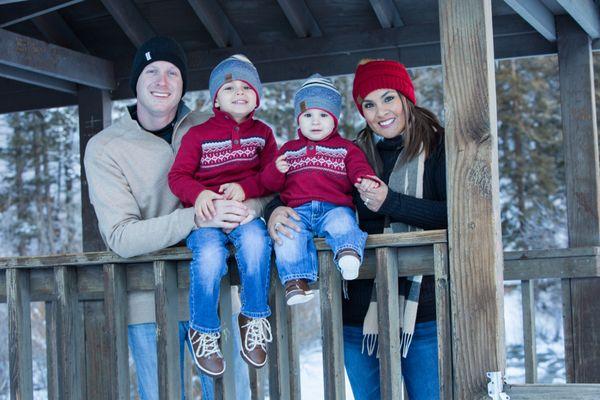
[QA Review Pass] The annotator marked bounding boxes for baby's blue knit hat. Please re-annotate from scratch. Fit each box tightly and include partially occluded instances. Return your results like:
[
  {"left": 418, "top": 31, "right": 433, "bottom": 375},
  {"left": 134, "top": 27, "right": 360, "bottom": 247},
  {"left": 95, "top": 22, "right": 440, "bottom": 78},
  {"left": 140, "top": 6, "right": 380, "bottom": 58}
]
[
  {"left": 294, "top": 74, "right": 342, "bottom": 123},
  {"left": 209, "top": 54, "right": 262, "bottom": 106}
]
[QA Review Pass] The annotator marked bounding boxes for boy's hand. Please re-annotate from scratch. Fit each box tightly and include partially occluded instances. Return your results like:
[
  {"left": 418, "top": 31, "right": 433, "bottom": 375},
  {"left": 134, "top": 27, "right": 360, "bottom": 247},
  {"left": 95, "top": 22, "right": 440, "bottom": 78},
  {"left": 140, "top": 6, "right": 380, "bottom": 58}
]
[
  {"left": 194, "top": 190, "right": 224, "bottom": 221},
  {"left": 275, "top": 154, "right": 290, "bottom": 173},
  {"left": 219, "top": 182, "right": 246, "bottom": 201},
  {"left": 356, "top": 176, "right": 381, "bottom": 192}
]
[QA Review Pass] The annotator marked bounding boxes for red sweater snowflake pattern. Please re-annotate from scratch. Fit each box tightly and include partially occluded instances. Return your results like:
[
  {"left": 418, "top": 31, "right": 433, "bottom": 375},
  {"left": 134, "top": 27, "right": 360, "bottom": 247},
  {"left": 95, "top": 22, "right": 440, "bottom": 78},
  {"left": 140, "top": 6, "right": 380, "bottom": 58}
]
[{"left": 261, "top": 130, "right": 377, "bottom": 209}]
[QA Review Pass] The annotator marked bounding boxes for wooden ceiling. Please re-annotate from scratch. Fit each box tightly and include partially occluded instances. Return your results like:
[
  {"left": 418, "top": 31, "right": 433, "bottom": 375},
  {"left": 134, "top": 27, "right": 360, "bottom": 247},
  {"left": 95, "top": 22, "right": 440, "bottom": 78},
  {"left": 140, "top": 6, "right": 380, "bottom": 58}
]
[{"left": 0, "top": 0, "right": 599, "bottom": 113}]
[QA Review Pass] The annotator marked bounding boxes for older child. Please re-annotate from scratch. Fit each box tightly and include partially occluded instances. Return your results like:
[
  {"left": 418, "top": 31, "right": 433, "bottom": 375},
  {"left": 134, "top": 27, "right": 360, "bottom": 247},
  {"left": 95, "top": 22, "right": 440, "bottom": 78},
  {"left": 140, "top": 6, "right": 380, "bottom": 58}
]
[
  {"left": 261, "top": 74, "right": 379, "bottom": 305},
  {"left": 168, "top": 55, "right": 275, "bottom": 377}
]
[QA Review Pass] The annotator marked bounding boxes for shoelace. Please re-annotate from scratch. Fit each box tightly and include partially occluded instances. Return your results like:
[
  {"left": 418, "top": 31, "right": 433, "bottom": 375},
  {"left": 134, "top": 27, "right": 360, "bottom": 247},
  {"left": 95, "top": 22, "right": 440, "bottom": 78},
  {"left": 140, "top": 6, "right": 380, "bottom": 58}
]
[
  {"left": 190, "top": 330, "right": 222, "bottom": 358},
  {"left": 242, "top": 318, "right": 273, "bottom": 352}
]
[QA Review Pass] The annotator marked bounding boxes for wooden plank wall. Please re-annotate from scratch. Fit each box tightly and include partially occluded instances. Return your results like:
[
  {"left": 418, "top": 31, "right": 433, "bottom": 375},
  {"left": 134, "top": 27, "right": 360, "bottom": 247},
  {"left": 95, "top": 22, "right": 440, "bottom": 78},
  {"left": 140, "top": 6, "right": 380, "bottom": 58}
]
[
  {"left": 557, "top": 15, "right": 600, "bottom": 382},
  {"left": 439, "top": 0, "right": 506, "bottom": 398}
]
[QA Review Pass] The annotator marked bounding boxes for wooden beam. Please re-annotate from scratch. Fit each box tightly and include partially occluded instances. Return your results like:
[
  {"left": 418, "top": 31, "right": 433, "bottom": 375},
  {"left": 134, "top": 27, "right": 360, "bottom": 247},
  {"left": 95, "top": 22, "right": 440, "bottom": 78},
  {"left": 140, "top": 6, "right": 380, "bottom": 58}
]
[
  {"left": 439, "top": 0, "right": 505, "bottom": 398},
  {"left": 556, "top": 0, "right": 600, "bottom": 39},
  {"left": 32, "top": 11, "right": 88, "bottom": 53},
  {"left": 369, "top": 0, "right": 405, "bottom": 29},
  {"left": 154, "top": 260, "right": 181, "bottom": 399},
  {"left": 186, "top": 0, "right": 242, "bottom": 47},
  {"left": 504, "top": 0, "right": 556, "bottom": 41},
  {"left": 99, "top": 0, "right": 156, "bottom": 48},
  {"left": 375, "top": 248, "right": 401, "bottom": 399},
  {"left": 434, "top": 243, "right": 453, "bottom": 399},
  {"left": 276, "top": 0, "right": 322, "bottom": 38},
  {"left": 0, "top": 0, "right": 84, "bottom": 28},
  {"left": 557, "top": 15, "right": 600, "bottom": 382},
  {"left": 318, "top": 251, "right": 345, "bottom": 400},
  {"left": 521, "top": 280, "right": 537, "bottom": 383},
  {"left": 0, "top": 63, "right": 76, "bottom": 93},
  {"left": 78, "top": 86, "right": 111, "bottom": 253},
  {"left": 268, "top": 265, "right": 292, "bottom": 400},
  {"left": 0, "top": 28, "right": 114, "bottom": 89},
  {"left": 506, "top": 384, "right": 600, "bottom": 399},
  {"left": 7, "top": 269, "right": 33, "bottom": 400}
]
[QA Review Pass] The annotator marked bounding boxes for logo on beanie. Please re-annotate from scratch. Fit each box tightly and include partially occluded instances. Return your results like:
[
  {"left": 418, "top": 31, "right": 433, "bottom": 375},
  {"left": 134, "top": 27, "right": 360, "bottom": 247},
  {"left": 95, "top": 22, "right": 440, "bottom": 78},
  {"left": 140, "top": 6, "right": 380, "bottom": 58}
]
[
  {"left": 145, "top": 52, "right": 151, "bottom": 61},
  {"left": 225, "top": 73, "right": 233, "bottom": 82},
  {"left": 300, "top": 101, "right": 307, "bottom": 113}
]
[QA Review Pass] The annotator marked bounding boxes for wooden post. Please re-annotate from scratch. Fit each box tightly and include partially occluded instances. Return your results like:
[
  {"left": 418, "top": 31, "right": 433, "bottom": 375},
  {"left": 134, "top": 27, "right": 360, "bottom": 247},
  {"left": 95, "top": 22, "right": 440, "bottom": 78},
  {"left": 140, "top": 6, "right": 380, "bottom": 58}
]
[
  {"left": 103, "top": 263, "right": 129, "bottom": 399},
  {"left": 54, "top": 266, "right": 84, "bottom": 400},
  {"left": 217, "top": 274, "right": 237, "bottom": 400},
  {"left": 434, "top": 243, "right": 453, "bottom": 400},
  {"left": 318, "top": 251, "right": 345, "bottom": 400},
  {"left": 45, "top": 301, "right": 59, "bottom": 400},
  {"left": 154, "top": 260, "right": 181, "bottom": 399},
  {"left": 268, "top": 264, "right": 292, "bottom": 400},
  {"left": 557, "top": 15, "right": 600, "bottom": 382},
  {"left": 439, "top": 0, "right": 506, "bottom": 398},
  {"left": 521, "top": 280, "right": 537, "bottom": 383},
  {"left": 375, "top": 248, "right": 401, "bottom": 399},
  {"left": 7, "top": 268, "right": 33, "bottom": 400},
  {"left": 78, "top": 86, "right": 111, "bottom": 399},
  {"left": 78, "top": 85, "right": 110, "bottom": 253}
]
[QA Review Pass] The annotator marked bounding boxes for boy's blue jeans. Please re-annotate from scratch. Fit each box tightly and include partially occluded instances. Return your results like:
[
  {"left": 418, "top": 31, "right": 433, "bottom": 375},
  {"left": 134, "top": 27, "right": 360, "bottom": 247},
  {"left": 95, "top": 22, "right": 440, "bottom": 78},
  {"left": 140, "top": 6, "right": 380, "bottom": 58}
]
[
  {"left": 187, "top": 218, "right": 272, "bottom": 333},
  {"left": 274, "top": 201, "right": 367, "bottom": 284}
]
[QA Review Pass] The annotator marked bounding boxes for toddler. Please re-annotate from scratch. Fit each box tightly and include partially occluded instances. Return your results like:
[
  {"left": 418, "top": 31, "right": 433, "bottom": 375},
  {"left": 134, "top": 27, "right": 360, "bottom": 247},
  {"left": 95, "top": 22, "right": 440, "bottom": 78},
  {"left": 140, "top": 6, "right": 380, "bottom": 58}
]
[
  {"left": 169, "top": 55, "right": 276, "bottom": 376},
  {"left": 261, "top": 74, "right": 379, "bottom": 305}
]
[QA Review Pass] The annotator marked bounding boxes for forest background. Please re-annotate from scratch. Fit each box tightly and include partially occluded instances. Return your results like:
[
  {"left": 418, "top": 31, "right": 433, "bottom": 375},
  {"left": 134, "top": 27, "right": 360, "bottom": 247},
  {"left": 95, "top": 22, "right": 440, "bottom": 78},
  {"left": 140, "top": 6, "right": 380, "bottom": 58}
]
[{"left": 0, "top": 53, "right": 594, "bottom": 397}]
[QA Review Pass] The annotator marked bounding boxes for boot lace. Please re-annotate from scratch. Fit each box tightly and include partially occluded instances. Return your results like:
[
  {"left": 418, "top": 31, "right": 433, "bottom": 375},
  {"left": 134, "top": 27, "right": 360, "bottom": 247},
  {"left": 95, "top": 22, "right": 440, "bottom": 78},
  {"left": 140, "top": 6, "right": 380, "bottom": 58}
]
[
  {"left": 242, "top": 318, "right": 273, "bottom": 352},
  {"left": 190, "top": 330, "right": 222, "bottom": 358}
]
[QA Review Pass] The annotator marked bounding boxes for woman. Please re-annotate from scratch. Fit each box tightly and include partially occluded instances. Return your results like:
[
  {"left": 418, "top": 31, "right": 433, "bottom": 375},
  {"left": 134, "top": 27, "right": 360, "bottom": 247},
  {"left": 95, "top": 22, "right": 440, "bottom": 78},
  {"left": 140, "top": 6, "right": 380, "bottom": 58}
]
[{"left": 266, "top": 59, "right": 446, "bottom": 400}]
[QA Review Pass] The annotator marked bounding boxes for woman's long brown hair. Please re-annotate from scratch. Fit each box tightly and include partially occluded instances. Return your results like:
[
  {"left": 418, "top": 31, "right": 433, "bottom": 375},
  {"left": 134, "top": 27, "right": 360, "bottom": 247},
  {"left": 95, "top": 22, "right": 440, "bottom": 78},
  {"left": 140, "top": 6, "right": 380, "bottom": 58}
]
[{"left": 397, "top": 95, "right": 444, "bottom": 163}]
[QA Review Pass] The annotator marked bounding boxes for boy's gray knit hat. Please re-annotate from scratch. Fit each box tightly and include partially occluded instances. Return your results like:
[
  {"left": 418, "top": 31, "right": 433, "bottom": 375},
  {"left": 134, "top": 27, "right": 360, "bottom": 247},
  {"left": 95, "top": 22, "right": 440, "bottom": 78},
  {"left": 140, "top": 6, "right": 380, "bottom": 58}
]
[
  {"left": 209, "top": 54, "right": 262, "bottom": 106},
  {"left": 294, "top": 74, "right": 342, "bottom": 123}
]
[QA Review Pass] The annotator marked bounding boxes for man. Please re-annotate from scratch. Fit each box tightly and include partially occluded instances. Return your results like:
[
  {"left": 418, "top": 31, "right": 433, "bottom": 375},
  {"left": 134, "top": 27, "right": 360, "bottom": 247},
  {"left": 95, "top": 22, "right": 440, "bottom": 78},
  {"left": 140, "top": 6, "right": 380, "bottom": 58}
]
[{"left": 85, "top": 36, "right": 264, "bottom": 400}]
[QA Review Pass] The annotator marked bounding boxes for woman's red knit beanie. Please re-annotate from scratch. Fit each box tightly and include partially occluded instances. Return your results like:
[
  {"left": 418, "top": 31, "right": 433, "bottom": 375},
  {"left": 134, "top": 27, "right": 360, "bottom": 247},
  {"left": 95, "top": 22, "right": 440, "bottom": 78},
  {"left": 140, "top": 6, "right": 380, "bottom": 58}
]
[{"left": 352, "top": 59, "right": 416, "bottom": 116}]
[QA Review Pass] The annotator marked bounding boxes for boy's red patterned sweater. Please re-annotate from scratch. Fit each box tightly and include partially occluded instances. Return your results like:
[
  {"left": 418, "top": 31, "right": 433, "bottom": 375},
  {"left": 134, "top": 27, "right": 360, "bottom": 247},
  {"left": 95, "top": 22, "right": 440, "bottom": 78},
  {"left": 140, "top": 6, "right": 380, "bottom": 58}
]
[
  {"left": 261, "top": 129, "right": 377, "bottom": 209},
  {"left": 169, "top": 108, "right": 277, "bottom": 207}
]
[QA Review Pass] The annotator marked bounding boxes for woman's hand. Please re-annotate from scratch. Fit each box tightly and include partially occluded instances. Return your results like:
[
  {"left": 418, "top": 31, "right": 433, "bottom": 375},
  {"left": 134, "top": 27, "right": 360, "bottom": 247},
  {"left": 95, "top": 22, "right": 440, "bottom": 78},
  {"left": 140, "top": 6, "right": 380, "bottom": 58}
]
[
  {"left": 267, "top": 206, "right": 301, "bottom": 245},
  {"left": 355, "top": 180, "right": 388, "bottom": 212}
]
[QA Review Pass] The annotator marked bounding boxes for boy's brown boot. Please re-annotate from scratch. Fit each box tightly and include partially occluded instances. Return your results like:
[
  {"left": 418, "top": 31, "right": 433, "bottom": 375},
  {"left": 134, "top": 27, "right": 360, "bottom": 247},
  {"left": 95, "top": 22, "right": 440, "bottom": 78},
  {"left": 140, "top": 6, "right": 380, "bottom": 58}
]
[
  {"left": 284, "top": 279, "right": 314, "bottom": 305},
  {"left": 238, "top": 315, "right": 272, "bottom": 368},
  {"left": 188, "top": 327, "right": 226, "bottom": 377}
]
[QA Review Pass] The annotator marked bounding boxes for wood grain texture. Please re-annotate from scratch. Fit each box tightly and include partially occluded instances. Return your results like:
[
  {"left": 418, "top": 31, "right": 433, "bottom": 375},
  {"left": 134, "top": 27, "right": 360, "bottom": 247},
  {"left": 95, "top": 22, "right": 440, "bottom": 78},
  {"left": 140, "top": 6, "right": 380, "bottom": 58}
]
[
  {"left": 434, "top": 243, "right": 453, "bottom": 400},
  {"left": 45, "top": 301, "right": 59, "bottom": 400},
  {"left": 153, "top": 260, "right": 180, "bottom": 399},
  {"left": 521, "top": 280, "right": 537, "bottom": 383},
  {"left": 557, "top": 15, "right": 600, "bottom": 382},
  {"left": 318, "top": 251, "right": 345, "bottom": 400},
  {"left": 217, "top": 275, "right": 236, "bottom": 400},
  {"left": 83, "top": 300, "right": 109, "bottom": 399},
  {"left": 54, "top": 266, "right": 84, "bottom": 400},
  {"left": 7, "top": 268, "right": 33, "bottom": 400},
  {"left": 268, "top": 265, "right": 291, "bottom": 400},
  {"left": 103, "top": 263, "right": 129, "bottom": 399},
  {"left": 375, "top": 248, "right": 401, "bottom": 399},
  {"left": 506, "top": 384, "right": 600, "bottom": 399},
  {"left": 439, "top": 0, "right": 505, "bottom": 398}
]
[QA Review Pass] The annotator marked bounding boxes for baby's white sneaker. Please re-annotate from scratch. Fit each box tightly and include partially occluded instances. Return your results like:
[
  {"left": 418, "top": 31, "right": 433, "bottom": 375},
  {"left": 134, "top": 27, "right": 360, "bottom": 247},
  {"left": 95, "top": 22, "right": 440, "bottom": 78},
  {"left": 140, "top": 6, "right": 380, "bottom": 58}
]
[{"left": 338, "top": 249, "right": 361, "bottom": 280}]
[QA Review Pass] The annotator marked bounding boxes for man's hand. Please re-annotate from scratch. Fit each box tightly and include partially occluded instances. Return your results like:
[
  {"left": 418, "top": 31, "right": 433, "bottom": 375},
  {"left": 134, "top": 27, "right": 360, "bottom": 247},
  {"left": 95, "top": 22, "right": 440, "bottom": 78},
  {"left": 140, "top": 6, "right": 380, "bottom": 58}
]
[{"left": 195, "top": 199, "right": 250, "bottom": 229}]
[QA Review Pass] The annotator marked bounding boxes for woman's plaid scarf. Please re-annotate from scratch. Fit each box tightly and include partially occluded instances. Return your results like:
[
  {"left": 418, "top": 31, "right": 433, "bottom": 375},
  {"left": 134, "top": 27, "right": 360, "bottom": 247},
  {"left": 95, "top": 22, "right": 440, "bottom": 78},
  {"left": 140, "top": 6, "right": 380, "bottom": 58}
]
[{"left": 356, "top": 129, "right": 425, "bottom": 358}]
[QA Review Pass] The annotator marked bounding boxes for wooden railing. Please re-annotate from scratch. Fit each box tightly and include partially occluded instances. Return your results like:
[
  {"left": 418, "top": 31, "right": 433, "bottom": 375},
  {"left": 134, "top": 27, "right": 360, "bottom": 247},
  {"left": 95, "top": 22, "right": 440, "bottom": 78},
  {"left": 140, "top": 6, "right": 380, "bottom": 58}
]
[{"left": 2, "top": 231, "right": 600, "bottom": 399}]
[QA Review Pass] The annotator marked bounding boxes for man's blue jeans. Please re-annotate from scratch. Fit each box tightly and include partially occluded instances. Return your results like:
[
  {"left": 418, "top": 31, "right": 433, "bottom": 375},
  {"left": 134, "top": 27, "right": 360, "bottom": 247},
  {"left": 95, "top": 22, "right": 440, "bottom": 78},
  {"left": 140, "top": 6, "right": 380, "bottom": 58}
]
[
  {"left": 128, "top": 321, "right": 213, "bottom": 400},
  {"left": 187, "top": 219, "right": 272, "bottom": 332},
  {"left": 274, "top": 201, "right": 367, "bottom": 284},
  {"left": 343, "top": 320, "right": 440, "bottom": 400},
  {"left": 128, "top": 317, "right": 252, "bottom": 400}
]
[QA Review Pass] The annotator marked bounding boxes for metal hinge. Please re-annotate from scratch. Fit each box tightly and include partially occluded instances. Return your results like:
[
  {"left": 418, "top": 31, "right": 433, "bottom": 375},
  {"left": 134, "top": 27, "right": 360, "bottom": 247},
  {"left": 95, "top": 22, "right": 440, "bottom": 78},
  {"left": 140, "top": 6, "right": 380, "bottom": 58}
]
[{"left": 487, "top": 371, "right": 510, "bottom": 400}]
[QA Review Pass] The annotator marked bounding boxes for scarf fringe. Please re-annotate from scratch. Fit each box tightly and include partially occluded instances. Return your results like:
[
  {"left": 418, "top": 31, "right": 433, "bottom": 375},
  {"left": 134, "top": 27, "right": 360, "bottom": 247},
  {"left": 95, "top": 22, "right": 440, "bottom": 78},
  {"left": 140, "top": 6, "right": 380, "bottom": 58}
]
[
  {"left": 401, "top": 332, "right": 414, "bottom": 358},
  {"left": 361, "top": 333, "right": 378, "bottom": 356}
]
